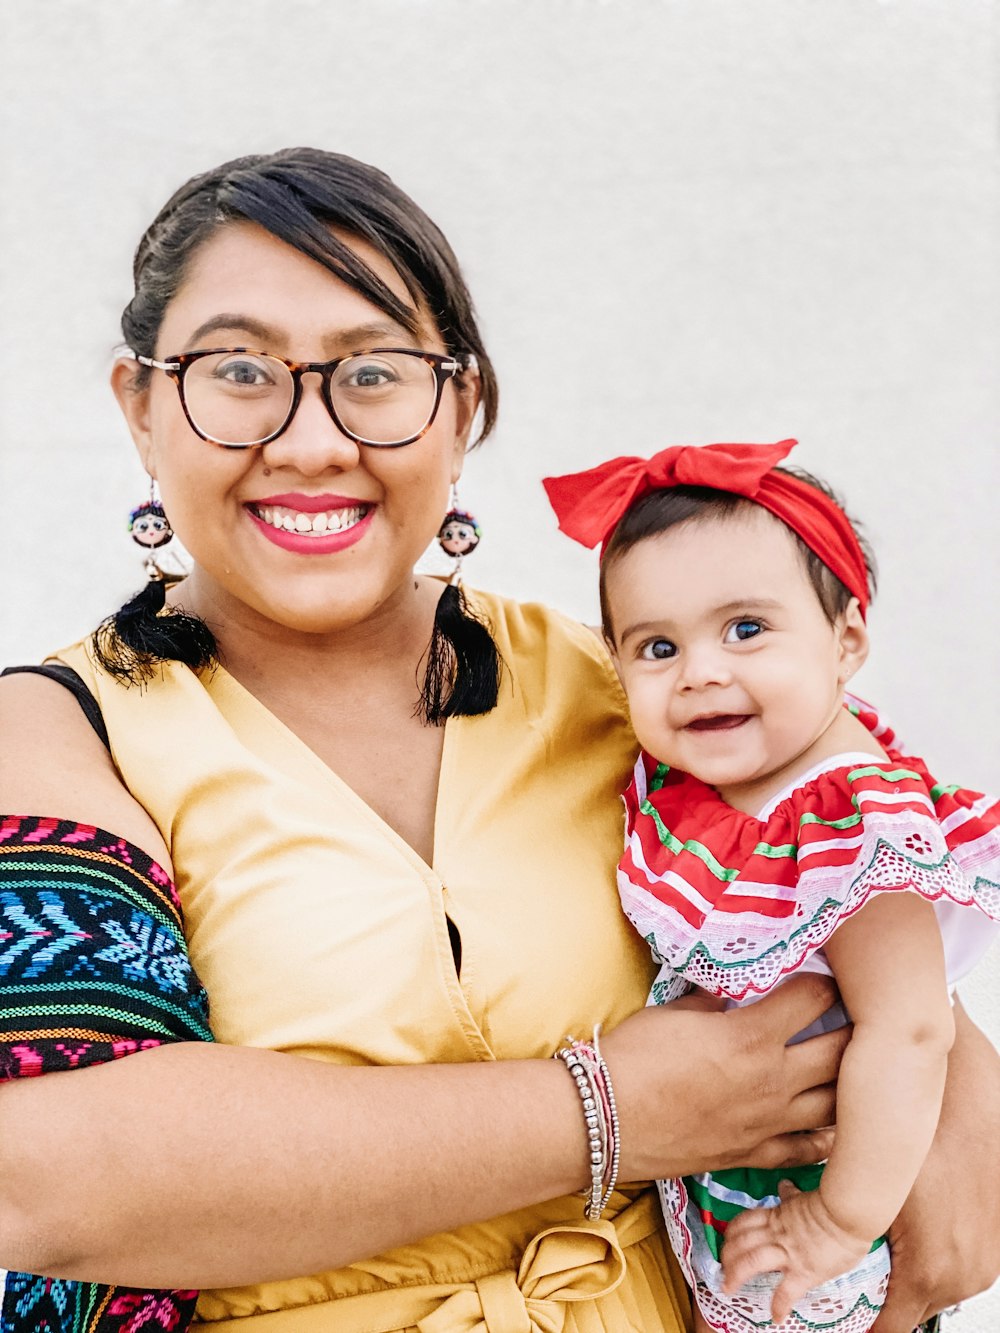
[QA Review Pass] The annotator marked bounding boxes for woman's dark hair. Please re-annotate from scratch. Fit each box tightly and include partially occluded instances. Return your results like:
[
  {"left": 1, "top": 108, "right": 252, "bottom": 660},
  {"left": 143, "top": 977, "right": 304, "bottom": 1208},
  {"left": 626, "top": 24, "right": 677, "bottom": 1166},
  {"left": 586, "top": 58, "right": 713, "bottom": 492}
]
[
  {"left": 121, "top": 147, "right": 497, "bottom": 441},
  {"left": 599, "top": 465, "right": 878, "bottom": 639},
  {"left": 95, "top": 148, "right": 501, "bottom": 721}
]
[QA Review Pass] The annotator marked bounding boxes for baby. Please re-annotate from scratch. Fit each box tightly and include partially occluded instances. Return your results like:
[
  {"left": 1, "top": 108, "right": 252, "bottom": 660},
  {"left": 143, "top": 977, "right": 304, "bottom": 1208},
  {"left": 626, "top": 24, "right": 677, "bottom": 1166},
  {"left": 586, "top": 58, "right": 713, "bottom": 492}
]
[{"left": 544, "top": 439, "right": 1000, "bottom": 1333}]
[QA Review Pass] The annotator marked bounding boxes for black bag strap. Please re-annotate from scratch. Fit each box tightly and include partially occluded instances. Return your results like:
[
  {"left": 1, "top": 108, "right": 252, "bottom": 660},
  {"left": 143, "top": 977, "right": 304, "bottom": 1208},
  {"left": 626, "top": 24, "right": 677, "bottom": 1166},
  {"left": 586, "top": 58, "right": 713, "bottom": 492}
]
[{"left": 1, "top": 664, "right": 111, "bottom": 752}]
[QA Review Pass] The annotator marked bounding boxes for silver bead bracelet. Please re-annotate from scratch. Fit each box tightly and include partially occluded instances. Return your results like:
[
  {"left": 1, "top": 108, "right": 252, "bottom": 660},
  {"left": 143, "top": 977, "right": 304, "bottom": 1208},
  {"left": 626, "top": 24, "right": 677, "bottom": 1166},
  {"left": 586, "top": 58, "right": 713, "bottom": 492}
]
[{"left": 553, "top": 1023, "right": 621, "bottom": 1221}]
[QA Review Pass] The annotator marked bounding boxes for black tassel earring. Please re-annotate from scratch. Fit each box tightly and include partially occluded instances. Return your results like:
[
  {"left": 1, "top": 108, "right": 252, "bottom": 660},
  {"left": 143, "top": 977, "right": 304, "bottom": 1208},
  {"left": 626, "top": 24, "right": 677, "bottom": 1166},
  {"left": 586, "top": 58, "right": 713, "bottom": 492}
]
[
  {"left": 92, "top": 479, "right": 216, "bottom": 684},
  {"left": 420, "top": 486, "right": 500, "bottom": 725}
]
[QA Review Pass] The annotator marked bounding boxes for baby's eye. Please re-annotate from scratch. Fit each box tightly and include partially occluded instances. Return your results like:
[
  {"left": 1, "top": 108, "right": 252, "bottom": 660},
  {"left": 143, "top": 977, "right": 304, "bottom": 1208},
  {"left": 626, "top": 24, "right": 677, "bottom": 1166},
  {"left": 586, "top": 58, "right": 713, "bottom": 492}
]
[
  {"left": 724, "top": 619, "right": 764, "bottom": 643},
  {"left": 639, "top": 638, "right": 677, "bottom": 661}
]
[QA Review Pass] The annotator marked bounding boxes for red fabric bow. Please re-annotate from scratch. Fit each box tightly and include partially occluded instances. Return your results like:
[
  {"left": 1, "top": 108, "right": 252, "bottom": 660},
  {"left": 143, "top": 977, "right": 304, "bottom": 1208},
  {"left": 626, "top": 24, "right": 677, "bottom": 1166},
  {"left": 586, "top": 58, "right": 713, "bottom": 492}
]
[{"left": 542, "top": 439, "right": 870, "bottom": 615}]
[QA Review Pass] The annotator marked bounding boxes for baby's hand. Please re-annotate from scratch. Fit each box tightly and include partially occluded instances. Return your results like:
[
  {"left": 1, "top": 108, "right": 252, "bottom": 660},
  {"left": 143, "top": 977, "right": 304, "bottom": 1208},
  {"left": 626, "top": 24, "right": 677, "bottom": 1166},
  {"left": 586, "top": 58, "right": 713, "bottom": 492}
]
[{"left": 721, "top": 1182, "right": 875, "bottom": 1326}]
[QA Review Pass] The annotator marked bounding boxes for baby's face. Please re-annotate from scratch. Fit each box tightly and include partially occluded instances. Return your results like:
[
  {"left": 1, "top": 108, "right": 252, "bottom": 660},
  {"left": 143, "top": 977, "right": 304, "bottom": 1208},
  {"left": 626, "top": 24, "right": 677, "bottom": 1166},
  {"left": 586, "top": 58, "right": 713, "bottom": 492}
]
[{"left": 604, "top": 508, "right": 866, "bottom": 813}]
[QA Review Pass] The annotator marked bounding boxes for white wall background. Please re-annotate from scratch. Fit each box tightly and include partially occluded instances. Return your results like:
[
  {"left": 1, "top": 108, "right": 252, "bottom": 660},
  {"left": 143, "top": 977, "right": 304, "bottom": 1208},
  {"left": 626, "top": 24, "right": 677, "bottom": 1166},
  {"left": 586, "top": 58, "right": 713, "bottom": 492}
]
[{"left": 1, "top": 2, "right": 997, "bottom": 1326}]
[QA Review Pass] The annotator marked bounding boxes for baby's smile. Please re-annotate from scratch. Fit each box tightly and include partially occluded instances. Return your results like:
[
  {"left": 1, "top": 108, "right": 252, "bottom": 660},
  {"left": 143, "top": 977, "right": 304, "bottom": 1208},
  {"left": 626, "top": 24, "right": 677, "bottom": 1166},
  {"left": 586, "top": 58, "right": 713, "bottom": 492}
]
[{"left": 683, "top": 713, "right": 753, "bottom": 733}]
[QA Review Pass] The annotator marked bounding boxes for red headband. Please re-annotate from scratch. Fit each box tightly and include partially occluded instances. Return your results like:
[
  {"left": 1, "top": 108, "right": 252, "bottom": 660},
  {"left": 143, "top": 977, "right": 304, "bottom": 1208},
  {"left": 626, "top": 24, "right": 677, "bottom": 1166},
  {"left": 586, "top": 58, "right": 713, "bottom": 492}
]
[{"left": 542, "top": 438, "right": 870, "bottom": 616}]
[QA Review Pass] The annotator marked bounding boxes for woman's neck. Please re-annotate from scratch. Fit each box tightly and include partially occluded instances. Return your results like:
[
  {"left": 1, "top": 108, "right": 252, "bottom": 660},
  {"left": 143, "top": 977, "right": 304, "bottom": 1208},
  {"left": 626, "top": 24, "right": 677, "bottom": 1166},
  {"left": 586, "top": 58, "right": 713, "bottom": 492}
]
[
  {"left": 167, "top": 569, "right": 450, "bottom": 863},
  {"left": 167, "top": 568, "right": 441, "bottom": 711}
]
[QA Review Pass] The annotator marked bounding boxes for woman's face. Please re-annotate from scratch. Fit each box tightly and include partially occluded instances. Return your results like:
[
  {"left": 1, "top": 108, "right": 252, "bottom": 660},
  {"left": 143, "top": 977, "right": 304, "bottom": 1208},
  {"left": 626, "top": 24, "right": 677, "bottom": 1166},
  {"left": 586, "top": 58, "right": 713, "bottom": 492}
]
[{"left": 113, "top": 222, "right": 477, "bottom": 639}]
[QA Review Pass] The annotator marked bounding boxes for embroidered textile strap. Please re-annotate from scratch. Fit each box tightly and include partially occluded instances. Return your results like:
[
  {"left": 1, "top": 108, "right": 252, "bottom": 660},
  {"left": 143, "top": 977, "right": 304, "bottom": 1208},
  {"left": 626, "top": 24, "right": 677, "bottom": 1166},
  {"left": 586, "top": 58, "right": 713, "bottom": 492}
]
[{"left": 0, "top": 817, "right": 210, "bottom": 1333}]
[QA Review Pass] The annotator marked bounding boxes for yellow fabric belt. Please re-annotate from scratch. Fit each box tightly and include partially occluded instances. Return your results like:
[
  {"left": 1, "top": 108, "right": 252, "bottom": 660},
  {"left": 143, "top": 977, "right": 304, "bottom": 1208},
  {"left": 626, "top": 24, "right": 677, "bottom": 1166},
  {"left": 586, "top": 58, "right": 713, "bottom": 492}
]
[{"left": 200, "top": 1192, "right": 663, "bottom": 1333}]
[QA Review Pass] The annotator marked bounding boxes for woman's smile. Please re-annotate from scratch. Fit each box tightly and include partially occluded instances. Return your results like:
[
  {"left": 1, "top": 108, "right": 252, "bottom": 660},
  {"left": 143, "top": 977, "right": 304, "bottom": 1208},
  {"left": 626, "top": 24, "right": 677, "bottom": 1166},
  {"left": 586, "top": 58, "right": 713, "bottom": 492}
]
[{"left": 246, "top": 491, "right": 376, "bottom": 554}]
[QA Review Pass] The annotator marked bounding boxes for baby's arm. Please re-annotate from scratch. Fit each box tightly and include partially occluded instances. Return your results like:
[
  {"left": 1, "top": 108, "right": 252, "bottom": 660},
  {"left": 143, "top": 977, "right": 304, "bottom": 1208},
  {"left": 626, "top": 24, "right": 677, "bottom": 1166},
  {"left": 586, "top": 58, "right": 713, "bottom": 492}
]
[{"left": 722, "top": 892, "right": 955, "bottom": 1325}]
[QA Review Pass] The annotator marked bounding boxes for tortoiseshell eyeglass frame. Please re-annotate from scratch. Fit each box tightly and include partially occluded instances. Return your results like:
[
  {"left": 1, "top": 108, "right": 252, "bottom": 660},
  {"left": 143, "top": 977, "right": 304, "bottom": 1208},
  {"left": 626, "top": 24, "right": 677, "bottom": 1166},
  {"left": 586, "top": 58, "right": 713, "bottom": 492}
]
[{"left": 122, "top": 347, "right": 473, "bottom": 449}]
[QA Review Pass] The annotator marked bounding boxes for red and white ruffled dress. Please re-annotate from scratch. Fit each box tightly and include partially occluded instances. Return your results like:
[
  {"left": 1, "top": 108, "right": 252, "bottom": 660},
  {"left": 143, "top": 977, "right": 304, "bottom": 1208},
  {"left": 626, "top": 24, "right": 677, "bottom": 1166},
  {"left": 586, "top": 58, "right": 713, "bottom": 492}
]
[{"left": 617, "top": 696, "right": 1000, "bottom": 1333}]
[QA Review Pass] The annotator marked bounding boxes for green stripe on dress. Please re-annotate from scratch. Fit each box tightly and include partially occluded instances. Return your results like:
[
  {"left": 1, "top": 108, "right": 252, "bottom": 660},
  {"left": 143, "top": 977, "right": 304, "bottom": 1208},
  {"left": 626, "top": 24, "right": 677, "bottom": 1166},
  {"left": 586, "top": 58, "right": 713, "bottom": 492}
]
[{"left": 846, "top": 765, "right": 922, "bottom": 783}]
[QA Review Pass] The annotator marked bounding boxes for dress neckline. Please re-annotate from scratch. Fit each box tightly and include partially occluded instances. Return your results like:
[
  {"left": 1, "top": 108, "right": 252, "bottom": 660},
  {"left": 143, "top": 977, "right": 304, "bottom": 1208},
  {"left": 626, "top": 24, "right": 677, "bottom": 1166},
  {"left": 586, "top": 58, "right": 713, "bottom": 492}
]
[
  {"left": 753, "top": 750, "right": 887, "bottom": 822},
  {"left": 207, "top": 659, "right": 460, "bottom": 881}
]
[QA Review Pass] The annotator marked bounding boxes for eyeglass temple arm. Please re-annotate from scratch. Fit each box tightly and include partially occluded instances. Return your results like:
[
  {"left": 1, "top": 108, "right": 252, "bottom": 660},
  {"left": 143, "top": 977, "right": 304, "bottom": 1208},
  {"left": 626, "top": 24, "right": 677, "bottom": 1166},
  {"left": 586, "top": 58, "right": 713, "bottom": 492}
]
[
  {"left": 118, "top": 346, "right": 473, "bottom": 374},
  {"left": 119, "top": 349, "right": 181, "bottom": 371}
]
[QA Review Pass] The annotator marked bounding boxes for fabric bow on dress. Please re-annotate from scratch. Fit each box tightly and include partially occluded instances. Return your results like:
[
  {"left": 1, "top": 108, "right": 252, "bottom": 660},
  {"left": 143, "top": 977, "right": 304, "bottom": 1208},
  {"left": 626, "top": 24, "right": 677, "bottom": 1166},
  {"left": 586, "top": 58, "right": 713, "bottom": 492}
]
[{"left": 415, "top": 1219, "right": 628, "bottom": 1333}]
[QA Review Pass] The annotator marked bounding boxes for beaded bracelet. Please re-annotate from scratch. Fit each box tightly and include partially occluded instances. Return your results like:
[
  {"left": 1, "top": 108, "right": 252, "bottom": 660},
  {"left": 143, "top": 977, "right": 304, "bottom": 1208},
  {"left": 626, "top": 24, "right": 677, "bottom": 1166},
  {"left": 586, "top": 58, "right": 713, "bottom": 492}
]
[{"left": 553, "top": 1024, "right": 621, "bottom": 1220}]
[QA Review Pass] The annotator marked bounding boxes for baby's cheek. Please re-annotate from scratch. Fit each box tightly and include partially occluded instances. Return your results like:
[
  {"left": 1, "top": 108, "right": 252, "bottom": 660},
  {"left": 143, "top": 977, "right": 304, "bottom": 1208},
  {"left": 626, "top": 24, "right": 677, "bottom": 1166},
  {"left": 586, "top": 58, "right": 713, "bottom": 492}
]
[{"left": 629, "top": 693, "right": 675, "bottom": 760}]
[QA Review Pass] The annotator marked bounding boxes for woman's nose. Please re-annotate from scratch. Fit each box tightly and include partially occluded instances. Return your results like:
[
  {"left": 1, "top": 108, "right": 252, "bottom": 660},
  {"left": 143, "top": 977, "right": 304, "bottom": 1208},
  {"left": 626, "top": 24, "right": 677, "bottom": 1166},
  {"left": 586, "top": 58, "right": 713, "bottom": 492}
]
[{"left": 261, "top": 375, "right": 362, "bottom": 476}]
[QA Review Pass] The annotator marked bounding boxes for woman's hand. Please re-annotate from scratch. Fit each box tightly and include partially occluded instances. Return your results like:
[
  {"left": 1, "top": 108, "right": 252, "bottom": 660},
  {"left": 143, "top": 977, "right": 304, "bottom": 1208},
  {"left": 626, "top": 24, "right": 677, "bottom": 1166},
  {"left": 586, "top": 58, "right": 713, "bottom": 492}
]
[
  {"left": 870, "top": 1002, "right": 1000, "bottom": 1332},
  {"left": 603, "top": 973, "right": 847, "bottom": 1182}
]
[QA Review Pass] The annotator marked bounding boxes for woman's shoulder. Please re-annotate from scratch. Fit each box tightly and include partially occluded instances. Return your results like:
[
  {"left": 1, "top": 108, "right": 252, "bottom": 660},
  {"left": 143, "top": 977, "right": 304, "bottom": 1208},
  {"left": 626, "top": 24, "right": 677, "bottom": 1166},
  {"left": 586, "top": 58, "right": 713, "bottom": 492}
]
[
  {"left": 0, "top": 640, "right": 172, "bottom": 869},
  {"left": 467, "top": 585, "right": 628, "bottom": 708},
  {"left": 464, "top": 584, "right": 637, "bottom": 776}
]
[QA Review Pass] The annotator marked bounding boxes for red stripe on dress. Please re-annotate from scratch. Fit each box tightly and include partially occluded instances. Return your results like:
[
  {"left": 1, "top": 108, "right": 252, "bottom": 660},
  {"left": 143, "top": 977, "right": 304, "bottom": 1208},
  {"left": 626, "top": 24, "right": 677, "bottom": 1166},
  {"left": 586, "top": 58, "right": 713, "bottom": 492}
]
[
  {"left": 714, "top": 893, "right": 796, "bottom": 917},
  {"left": 619, "top": 855, "right": 709, "bottom": 929}
]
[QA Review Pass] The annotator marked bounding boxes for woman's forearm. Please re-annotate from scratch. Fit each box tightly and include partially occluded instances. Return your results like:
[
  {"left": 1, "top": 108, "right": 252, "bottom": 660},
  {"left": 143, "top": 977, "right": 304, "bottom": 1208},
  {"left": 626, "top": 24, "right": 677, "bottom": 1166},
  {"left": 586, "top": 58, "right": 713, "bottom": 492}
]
[
  {"left": 868, "top": 1001, "right": 1000, "bottom": 1332},
  {"left": 0, "top": 1043, "right": 588, "bottom": 1288},
  {"left": 0, "top": 975, "right": 845, "bottom": 1291}
]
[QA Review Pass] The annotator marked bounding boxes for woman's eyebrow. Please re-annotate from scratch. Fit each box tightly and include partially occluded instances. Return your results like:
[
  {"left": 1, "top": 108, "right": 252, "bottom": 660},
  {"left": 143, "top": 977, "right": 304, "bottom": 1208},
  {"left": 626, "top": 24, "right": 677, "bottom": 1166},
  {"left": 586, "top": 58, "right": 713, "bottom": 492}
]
[
  {"left": 319, "top": 321, "right": 418, "bottom": 353},
  {"left": 183, "top": 315, "right": 418, "bottom": 353},
  {"left": 185, "top": 314, "right": 279, "bottom": 348}
]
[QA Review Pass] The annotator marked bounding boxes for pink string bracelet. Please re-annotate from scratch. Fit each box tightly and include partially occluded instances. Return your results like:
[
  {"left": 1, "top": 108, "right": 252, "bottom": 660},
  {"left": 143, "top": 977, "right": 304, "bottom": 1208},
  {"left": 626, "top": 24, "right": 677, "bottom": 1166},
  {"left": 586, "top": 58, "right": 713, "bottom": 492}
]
[{"left": 553, "top": 1023, "right": 621, "bottom": 1220}]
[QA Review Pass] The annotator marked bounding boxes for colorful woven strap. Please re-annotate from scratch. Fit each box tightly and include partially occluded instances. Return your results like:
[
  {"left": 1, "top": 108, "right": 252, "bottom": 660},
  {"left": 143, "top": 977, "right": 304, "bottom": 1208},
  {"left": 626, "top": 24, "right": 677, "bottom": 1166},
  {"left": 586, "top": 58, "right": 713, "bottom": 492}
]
[{"left": 0, "top": 816, "right": 209, "bottom": 1333}]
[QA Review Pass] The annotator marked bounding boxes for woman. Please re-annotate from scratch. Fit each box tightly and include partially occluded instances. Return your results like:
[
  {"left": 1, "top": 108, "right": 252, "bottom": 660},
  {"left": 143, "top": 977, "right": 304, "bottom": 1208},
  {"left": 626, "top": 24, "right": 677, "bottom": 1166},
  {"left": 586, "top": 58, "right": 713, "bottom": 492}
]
[{"left": 0, "top": 149, "right": 995, "bottom": 1333}]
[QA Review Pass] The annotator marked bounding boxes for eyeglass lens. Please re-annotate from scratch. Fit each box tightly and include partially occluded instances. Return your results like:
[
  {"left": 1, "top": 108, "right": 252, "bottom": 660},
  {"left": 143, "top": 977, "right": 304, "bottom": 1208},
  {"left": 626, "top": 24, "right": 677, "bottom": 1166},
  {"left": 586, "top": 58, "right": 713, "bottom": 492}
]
[{"left": 182, "top": 351, "right": 440, "bottom": 446}]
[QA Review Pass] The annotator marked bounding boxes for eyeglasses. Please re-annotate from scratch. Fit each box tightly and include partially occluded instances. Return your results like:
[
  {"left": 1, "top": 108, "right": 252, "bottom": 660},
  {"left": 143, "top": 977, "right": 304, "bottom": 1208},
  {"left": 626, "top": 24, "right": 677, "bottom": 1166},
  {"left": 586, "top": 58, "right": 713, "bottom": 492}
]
[{"left": 125, "top": 347, "right": 470, "bottom": 448}]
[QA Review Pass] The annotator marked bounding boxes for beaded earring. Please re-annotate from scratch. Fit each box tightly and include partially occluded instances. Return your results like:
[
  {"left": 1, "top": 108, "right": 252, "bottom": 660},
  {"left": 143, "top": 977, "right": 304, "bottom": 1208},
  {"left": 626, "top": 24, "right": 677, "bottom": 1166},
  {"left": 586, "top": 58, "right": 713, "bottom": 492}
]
[
  {"left": 93, "top": 481, "right": 215, "bottom": 684},
  {"left": 128, "top": 480, "right": 174, "bottom": 578},
  {"left": 436, "top": 485, "right": 482, "bottom": 578},
  {"left": 421, "top": 484, "right": 498, "bottom": 725}
]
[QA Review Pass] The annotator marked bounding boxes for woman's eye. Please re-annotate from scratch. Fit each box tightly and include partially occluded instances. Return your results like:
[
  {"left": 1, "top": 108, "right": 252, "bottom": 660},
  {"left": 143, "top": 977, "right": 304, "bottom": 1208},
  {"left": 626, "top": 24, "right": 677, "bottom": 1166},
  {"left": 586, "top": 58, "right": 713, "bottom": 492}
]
[
  {"left": 216, "top": 358, "right": 273, "bottom": 387},
  {"left": 346, "top": 361, "right": 397, "bottom": 389},
  {"left": 724, "top": 619, "right": 764, "bottom": 643},
  {"left": 639, "top": 638, "right": 677, "bottom": 661}
]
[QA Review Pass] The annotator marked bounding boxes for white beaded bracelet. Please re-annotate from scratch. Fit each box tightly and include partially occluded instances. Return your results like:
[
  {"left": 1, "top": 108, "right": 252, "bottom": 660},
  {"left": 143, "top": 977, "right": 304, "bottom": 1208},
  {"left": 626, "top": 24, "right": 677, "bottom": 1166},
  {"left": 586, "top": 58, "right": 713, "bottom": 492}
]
[{"left": 553, "top": 1024, "right": 621, "bottom": 1220}]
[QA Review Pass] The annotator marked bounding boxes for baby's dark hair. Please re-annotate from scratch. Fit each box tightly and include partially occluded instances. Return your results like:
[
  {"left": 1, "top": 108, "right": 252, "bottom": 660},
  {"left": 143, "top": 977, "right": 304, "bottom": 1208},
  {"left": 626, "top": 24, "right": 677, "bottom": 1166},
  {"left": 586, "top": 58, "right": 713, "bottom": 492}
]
[{"left": 599, "top": 465, "right": 877, "bottom": 640}]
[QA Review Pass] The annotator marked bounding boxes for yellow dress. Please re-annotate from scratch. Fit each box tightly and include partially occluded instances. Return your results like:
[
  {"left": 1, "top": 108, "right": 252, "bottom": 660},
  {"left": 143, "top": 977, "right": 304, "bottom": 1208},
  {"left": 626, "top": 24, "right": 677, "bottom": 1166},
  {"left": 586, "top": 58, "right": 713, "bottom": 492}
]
[{"left": 54, "top": 589, "right": 692, "bottom": 1333}]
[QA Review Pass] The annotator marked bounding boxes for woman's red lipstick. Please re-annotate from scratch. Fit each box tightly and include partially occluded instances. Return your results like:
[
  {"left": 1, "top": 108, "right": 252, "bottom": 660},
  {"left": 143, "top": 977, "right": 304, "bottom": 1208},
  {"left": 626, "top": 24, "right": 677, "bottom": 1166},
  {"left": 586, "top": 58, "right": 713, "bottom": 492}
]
[{"left": 245, "top": 495, "right": 376, "bottom": 556}]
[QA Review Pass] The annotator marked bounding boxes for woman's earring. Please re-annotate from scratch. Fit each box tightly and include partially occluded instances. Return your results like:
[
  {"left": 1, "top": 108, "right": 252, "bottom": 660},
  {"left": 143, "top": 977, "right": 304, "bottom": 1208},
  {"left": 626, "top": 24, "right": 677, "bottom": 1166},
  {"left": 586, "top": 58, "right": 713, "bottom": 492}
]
[
  {"left": 128, "top": 480, "right": 174, "bottom": 579},
  {"left": 422, "top": 484, "right": 499, "bottom": 725},
  {"left": 437, "top": 485, "right": 482, "bottom": 581}
]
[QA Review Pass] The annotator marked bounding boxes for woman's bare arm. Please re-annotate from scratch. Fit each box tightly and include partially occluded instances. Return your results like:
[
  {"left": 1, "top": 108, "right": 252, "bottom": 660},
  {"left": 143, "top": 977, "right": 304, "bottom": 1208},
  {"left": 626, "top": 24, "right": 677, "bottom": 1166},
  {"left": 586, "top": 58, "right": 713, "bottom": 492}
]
[
  {"left": 0, "top": 673, "right": 842, "bottom": 1288},
  {"left": 0, "top": 985, "right": 843, "bottom": 1289},
  {"left": 0, "top": 673, "right": 171, "bottom": 864},
  {"left": 871, "top": 999, "right": 1000, "bottom": 1331}
]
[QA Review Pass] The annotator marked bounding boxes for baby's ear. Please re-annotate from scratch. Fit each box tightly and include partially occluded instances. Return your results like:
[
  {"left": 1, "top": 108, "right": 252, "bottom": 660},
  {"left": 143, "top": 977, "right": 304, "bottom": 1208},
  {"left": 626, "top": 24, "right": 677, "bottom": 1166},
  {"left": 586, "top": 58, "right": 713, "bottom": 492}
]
[{"left": 836, "top": 597, "right": 869, "bottom": 685}]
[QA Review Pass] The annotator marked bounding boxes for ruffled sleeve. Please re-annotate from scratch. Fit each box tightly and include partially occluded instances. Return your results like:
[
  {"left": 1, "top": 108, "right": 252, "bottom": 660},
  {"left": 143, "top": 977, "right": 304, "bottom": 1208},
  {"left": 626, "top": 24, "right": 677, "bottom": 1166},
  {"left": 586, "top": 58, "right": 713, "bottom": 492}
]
[{"left": 618, "top": 750, "right": 1000, "bottom": 1004}]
